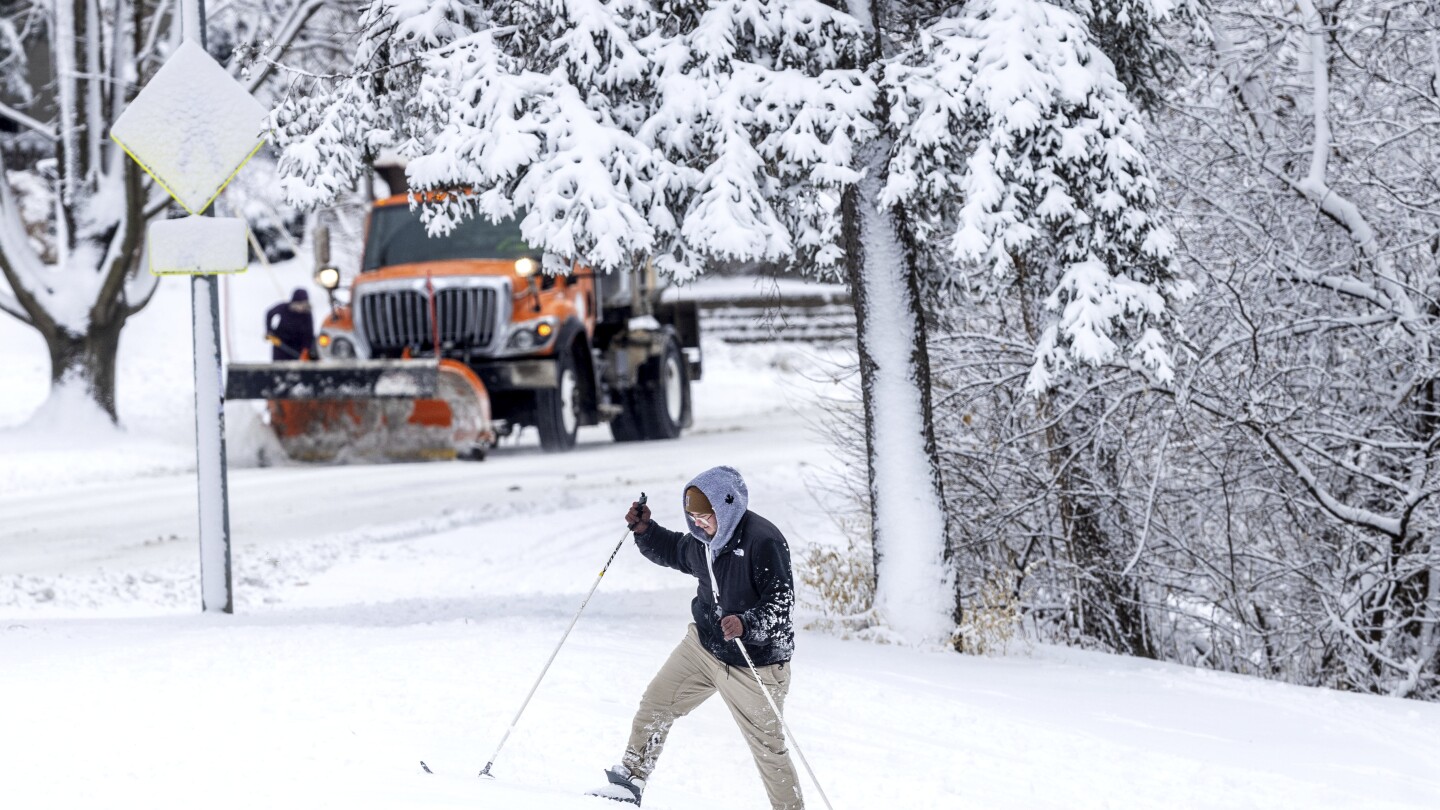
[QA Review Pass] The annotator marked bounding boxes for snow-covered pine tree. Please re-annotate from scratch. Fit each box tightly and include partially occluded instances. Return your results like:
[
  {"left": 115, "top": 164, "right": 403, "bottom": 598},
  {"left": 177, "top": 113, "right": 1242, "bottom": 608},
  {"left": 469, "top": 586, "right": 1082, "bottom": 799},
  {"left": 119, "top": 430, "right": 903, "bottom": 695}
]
[
  {"left": 880, "top": 0, "right": 1189, "bottom": 653},
  {"left": 885, "top": 0, "right": 1186, "bottom": 392},
  {"left": 273, "top": 0, "right": 872, "bottom": 280},
  {"left": 1065, "top": 0, "right": 1193, "bottom": 110}
]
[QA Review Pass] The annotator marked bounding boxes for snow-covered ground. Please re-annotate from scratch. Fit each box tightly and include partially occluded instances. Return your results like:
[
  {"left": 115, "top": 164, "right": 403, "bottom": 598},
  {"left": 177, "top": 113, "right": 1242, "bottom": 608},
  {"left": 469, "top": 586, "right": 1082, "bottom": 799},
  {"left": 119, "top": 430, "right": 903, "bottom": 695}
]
[{"left": 3, "top": 274, "right": 1440, "bottom": 809}]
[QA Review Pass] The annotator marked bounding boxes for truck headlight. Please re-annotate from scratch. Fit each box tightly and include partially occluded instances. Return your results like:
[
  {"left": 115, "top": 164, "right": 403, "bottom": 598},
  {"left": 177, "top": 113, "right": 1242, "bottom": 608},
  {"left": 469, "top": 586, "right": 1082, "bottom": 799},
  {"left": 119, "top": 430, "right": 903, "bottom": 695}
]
[
  {"left": 329, "top": 335, "right": 356, "bottom": 358},
  {"left": 505, "top": 317, "right": 557, "bottom": 352},
  {"left": 315, "top": 265, "right": 342, "bottom": 290}
]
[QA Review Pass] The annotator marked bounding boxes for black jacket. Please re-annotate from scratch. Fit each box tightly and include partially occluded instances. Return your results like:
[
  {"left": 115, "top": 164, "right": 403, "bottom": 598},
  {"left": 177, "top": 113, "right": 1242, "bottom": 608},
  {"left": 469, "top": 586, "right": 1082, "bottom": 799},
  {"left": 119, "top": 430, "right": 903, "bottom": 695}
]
[
  {"left": 266, "top": 302, "right": 317, "bottom": 360},
  {"left": 634, "top": 510, "right": 796, "bottom": 667}
]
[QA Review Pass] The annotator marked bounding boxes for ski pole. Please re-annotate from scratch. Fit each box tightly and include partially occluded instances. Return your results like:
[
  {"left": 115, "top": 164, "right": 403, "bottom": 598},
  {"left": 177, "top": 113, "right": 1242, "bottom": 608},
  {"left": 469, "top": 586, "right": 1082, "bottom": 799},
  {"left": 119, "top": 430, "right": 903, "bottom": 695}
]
[
  {"left": 732, "top": 638, "right": 835, "bottom": 810},
  {"left": 475, "top": 492, "right": 647, "bottom": 778},
  {"left": 703, "top": 548, "right": 834, "bottom": 809}
]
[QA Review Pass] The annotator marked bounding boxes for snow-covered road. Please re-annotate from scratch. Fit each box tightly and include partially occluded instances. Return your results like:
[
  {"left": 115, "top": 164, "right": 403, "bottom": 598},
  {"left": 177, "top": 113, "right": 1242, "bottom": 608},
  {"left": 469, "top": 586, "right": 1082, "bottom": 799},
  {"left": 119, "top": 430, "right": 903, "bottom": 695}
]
[
  {"left": 3, "top": 279, "right": 1440, "bottom": 809},
  {"left": 0, "top": 407, "right": 822, "bottom": 577}
]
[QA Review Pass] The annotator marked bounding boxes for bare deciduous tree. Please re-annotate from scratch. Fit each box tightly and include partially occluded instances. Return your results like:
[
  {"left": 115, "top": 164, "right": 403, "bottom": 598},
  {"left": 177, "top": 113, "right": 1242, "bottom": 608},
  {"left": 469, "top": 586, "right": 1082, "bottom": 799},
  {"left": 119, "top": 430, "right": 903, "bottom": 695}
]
[{"left": 0, "top": 0, "right": 331, "bottom": 421}]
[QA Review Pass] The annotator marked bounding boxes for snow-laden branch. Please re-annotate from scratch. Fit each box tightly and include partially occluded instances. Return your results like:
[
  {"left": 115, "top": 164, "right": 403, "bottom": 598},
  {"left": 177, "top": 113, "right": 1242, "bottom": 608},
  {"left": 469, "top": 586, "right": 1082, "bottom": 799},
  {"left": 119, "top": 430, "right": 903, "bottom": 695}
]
[
  {"left": 0, "top": 152, "right": 46, "bottom": 302},
  {"left": 1212, "top": 24, "right": 1281, "bottom": 141},
  {"left": 1296, "top": 0, "right": 1332, "bottom": 190},
  {"left": 1285, "top": 432, "right": 1412, "bottom": 494},
  {"left": 1286, "top": 4, "right": 1419, "bottom": 329},
  {"left": 1207, "top": 5, "right": 1424, "bottom": 332},
  {"left": 1320, "top": 599, "right": 1414, "bottom": 684},
  {"left": 0, "top": 206, "right": 40, "bottom": 325},
  {"left": 1140, "top": 373, "right": 1412, "bottom": 541},
  {"left": 1255, "top": 422, "right": 1402, "bottom": 536},
  {"left": 1278, "top": 264, "right": 1396, "bottom": 311},
  {"left": 93, "top": 167, "right": 145, "bottom": 323},
  {"left": 1273, "top": 168, "right": 1422, "bottom": 327},
  {"left": 241, "top": 0, "right": 329, "bottom": 93},
  {"left": 137, "top": 0, "right": 174, "bottom": 66},
  {"left": 1297, "top": 427, "right": 1434, "bottom": 454},
  {"left": 53, "top": 0, "right": 80, "bottom": 207},
  {"left": 122, "top": 262, "right": 162, "bottom": 318},
  {"left": 881, "top": 0, "right": 1189, "bottom": 394},
  {"left": 0, "top": 99, "right": 55, "bottom": 141},
  {"left": 83, "top": 0, "right": 103, "bottom": 186},
  {"left": 273, "top": 0, "right": 872, "bottom": 279}
]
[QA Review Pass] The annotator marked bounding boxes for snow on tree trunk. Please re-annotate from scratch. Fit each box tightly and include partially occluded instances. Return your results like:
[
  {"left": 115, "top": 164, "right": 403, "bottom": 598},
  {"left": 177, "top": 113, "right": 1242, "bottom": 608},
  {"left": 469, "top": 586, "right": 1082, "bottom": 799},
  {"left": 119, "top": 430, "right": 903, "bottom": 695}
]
[
  {"left": 842, "top": 140, "right": 956, "bottom": 646},
  {"left": 45, "top": 317, "right": 125, "bottom": 420}
]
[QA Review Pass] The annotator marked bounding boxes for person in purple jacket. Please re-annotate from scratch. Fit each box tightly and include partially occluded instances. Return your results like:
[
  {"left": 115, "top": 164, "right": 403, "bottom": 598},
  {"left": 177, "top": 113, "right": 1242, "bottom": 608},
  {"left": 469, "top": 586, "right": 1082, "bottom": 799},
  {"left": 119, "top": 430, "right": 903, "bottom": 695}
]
[
  {"left": 590, "top": 465, "right": 802, "bottom": 809},
  {"left": 265, "top": 288, "right": 318, "bottom": 361}
]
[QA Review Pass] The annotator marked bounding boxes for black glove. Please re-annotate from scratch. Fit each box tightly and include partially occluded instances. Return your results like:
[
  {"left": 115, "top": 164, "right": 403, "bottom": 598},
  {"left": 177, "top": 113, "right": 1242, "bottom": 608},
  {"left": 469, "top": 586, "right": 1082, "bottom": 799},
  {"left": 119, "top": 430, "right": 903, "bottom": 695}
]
[{"left": 626, "top": 500, "right": 652, "bottom": 534}]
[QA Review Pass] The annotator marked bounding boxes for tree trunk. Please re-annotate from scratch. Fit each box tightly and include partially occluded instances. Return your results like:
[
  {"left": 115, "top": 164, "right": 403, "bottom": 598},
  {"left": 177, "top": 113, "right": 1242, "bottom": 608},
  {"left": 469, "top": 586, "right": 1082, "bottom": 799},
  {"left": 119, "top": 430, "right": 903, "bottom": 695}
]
[
  {"left": 44, "top": 315, "right": 126, "bottom": 421},
  {"left": 1048, "top": 416, "right": 1156, "bottom": 658},
  {"left": 1010, "top": 249, "right": 1153, "bottom": 657},
  {"left": 840, "top": 136, "right": 958, "bottom": 645}
]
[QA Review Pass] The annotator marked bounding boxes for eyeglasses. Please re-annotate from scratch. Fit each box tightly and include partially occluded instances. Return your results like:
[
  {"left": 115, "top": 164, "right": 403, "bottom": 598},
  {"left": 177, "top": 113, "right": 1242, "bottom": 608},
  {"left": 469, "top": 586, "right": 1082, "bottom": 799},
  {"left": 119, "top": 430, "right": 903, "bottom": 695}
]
[{"left": 687, "top": 511, "right": 716, "bottom": 528}]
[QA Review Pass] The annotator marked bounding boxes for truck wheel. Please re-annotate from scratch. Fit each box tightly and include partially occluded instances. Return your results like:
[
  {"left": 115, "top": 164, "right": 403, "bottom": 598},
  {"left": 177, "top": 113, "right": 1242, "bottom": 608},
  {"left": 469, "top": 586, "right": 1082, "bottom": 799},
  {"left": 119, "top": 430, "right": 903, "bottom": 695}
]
[
  {"left": 609, "top": 391, "right": 644, "bottom": 443},
  {"left": 536, "top": 349, "right": 580, "bottom": 452},
  {"left": 638, "top": 338, "right": 688, "bottom": 440}
]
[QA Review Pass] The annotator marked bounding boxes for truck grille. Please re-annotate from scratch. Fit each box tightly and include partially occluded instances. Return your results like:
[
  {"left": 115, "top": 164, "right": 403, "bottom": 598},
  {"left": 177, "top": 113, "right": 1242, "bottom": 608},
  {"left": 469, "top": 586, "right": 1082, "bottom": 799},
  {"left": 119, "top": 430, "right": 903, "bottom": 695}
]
[{"left": 359, "top": 287, "right": 502, "bottom": 355}]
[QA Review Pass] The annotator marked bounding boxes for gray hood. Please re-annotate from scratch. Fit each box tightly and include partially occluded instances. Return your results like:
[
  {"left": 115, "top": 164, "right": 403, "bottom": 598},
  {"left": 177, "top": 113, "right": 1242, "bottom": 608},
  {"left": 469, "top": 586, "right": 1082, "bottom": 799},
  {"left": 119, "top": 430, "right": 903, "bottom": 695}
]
[{"left": 684, "top": 465, "right": 749, "bottom": 559}]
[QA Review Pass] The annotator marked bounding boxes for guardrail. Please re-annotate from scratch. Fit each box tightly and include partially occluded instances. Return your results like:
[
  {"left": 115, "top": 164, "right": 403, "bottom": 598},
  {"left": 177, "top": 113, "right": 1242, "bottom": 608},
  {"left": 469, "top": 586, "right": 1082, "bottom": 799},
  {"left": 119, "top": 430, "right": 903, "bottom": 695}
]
[
  {"left": 700, "top": 302, "right": 856, "bottom": 344},
  {"left": 662, "top": 279, "right": 856, "bottom": 345}
]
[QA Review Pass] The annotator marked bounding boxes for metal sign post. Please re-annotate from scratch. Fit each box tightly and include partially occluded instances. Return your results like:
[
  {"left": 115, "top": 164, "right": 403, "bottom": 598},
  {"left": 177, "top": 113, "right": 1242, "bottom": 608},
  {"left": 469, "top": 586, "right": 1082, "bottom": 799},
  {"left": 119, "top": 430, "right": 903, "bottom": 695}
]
[
  {"left": 192, "top": 272, "right": 233, "bottom": 613},
  {"left": 186, "top": 0, "right": 232, "bottom": 614},
  {"left": 111, "top": 0, "right": 269, "bottom": 613}
]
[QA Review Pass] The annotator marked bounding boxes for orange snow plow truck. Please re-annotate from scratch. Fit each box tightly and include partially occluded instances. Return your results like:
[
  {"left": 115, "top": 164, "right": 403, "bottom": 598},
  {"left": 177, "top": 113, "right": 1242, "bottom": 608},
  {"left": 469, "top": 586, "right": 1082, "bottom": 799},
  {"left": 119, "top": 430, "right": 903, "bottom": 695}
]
[{"left": 226, "top": 195, "right": 700, "bottom": 461}]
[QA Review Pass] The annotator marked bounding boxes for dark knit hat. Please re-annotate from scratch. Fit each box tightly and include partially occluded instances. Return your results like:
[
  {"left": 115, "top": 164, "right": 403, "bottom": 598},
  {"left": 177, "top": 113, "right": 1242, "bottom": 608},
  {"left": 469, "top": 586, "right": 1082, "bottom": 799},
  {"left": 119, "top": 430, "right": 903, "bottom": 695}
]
[
  {"left": 291, "top": 288, "right": 309, "bottom": 303},
  {"left": 684, "top": 486, "right": 713, "bottom": 514}
]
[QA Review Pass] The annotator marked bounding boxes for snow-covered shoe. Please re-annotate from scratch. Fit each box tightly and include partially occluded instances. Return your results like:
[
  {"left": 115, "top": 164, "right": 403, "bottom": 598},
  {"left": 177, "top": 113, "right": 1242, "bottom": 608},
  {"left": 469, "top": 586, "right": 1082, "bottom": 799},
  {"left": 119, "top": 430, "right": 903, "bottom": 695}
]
[{"left": 587, "top": 765, "right": 645, "bottom": 805}]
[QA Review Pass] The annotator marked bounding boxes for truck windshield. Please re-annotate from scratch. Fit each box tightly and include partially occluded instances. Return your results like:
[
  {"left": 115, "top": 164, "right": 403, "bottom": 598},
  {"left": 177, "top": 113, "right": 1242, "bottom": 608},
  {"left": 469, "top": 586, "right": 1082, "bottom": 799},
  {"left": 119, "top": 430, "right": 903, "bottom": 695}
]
[{"left": 362, "top": 206, "right": 534, "bottom": 271}]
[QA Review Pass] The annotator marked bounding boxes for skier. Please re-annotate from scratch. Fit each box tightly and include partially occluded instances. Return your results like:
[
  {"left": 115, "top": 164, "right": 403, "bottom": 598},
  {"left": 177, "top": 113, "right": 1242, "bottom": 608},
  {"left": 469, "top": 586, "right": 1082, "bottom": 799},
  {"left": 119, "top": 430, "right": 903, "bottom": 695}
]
[
  {"left": 591, "top": 466, "right": 802, "bottom": 808},
  {"left": 265, "top": 288, "right": 319, "bottom": 361}
]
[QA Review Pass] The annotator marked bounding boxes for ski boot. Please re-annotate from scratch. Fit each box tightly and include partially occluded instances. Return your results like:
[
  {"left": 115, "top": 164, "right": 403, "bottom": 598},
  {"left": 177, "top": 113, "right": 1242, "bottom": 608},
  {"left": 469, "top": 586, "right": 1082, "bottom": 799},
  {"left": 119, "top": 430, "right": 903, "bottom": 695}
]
[{"left": 587, "top": 765, "right": 645, "bottom": 805}]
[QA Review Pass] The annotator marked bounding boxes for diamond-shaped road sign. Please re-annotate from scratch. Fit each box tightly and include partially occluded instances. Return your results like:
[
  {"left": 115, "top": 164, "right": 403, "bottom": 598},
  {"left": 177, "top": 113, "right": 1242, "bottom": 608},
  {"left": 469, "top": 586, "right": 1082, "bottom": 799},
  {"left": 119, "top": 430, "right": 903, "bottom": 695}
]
[{"left": 110, "top": 40, "right": 269, "bottom": 216}]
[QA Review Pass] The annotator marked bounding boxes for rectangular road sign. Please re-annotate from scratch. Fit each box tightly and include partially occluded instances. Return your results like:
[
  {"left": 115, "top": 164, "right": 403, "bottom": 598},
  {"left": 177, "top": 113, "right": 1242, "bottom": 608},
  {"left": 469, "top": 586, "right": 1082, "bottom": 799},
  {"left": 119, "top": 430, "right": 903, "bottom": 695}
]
[{"left": 148, "top": 216, "right": 249, "bottom": 275}]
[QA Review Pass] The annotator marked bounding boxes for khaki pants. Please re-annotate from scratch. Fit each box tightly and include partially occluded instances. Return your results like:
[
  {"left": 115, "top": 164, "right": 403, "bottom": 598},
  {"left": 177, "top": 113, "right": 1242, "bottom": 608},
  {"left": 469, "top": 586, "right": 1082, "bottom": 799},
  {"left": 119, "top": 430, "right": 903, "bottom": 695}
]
[{"left": 622, "top": 624, "right": 803, "bottom": 810}]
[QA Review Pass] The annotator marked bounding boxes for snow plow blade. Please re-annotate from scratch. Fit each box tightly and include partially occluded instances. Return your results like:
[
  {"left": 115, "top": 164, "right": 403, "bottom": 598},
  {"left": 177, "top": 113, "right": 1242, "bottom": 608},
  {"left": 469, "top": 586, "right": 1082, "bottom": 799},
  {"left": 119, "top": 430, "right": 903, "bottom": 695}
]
[
  {"left": 226, "top": 359, "right": 493, "bottom": 462},
  {"left": 226, "top": 360, "right": 441, "bottom": 400}
]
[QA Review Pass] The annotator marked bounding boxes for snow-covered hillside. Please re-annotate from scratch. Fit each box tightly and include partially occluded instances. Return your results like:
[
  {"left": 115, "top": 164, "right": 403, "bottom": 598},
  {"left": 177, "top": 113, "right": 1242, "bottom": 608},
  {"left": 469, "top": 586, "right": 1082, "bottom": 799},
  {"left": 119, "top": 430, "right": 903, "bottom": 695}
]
[{"left": 2, "top": 277, "right": 1439, "bottom": 809}]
